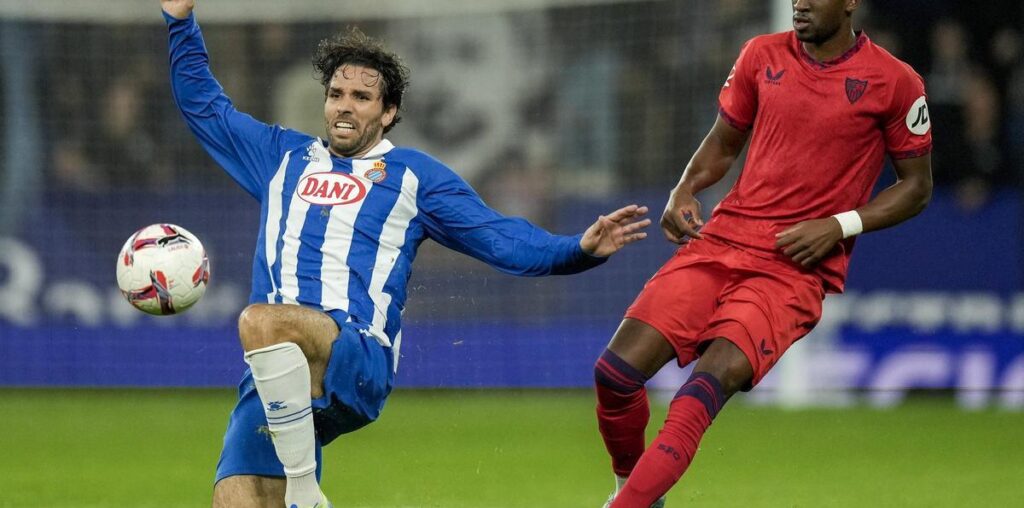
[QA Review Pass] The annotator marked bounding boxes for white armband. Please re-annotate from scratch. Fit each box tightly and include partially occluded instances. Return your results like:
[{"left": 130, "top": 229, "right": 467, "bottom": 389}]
[{"left": 832, "top": 210, "right": 863, "bottom": 239}]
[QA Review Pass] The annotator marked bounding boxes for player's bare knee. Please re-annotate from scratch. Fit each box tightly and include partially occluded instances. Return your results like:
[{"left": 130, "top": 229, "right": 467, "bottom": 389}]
[
  {"left": 237, "top": 304, "right": 297, "bottom": 352},
  {"left": 237, "top": 304, "right": 267, "bottom": 351},
  {"left": 695, "top": 338, "right": 753, "bottom": 396},
  {"left": 605, "top": 319, "right": 676, "bottom": 376}
]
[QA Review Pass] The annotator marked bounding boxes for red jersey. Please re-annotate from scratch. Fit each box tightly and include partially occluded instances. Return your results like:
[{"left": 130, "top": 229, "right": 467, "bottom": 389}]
[{"left": 702, "top": 31, "right": 932, "bottom": 293}]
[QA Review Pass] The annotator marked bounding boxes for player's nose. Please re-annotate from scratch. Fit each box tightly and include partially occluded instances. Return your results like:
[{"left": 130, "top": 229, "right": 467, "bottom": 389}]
[{"left": 333, "top": 95, "right": 356, "bottom": 114}]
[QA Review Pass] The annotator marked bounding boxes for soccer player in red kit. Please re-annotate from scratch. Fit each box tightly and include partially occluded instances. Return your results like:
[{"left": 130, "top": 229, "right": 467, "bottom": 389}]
[{"left": 596, "top": 1, "right": 933, "bottom": 506}]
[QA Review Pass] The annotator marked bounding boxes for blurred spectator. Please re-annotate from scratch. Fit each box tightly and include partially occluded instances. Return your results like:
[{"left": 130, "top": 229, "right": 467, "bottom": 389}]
[
  {"left": 1006, "top": 52, "right": 1024, "bottom": 183},
  {"left": 960, "top": 72, "right": 1003, "bottom": 205},
  {"left": 23, "top": 4, "right": 1024, "bottom": 209},
  {"left": 53, "top": 138, "right": 105, "bottom": 193},
  {"left": 924, "top": 19, "right": 1000, "bottom": 211},
  {"left": 990, "top": 27, "right": 1024, "bottom": 187},
  {"left": 86, "top": 72, "right": 172, "bottom": 190}
]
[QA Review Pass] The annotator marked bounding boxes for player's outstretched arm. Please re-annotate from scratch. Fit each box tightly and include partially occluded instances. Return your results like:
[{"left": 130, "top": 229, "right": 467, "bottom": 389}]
[
  {"left": 663, "top": 116, "right": 748, "bottom": 244},
  {"left": 775, "top": 153, "right": 932, "bottom": 267},
  {"left": 579, "top": 205, "right": 651, "bottom": 258},
  {"left": 160, "top": 0, "right": 194, "bottom": 19}
]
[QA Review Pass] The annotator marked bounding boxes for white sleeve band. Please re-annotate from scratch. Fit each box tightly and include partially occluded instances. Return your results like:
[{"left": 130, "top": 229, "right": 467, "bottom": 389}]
[{"left": 832, "top": 210, "right": 863, "bottom": 239}]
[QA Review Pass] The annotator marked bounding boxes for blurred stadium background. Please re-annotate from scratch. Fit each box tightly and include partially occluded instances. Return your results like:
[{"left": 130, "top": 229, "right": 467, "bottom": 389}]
[{"left": 1, "top": 0, "right": 1022, "bottom": 506}]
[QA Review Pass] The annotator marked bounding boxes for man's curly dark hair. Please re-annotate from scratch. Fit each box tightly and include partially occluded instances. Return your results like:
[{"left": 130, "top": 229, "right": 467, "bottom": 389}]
[{"left": 312, "top": 27, "right": 410, "bottom": 133}]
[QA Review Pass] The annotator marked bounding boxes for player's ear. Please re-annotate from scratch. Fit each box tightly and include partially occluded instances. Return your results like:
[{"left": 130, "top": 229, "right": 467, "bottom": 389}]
[
  {"left": 845, "top": 0, "right": 860, "bottom": 14},
  {"left": 381, "top": 104, "right": 398, "bottom": 129}
]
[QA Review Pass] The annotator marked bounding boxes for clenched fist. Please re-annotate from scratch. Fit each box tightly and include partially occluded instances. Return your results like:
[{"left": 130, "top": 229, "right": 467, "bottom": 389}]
[{"left": 160, "top": 0, "right": 194, "bottom": 19}]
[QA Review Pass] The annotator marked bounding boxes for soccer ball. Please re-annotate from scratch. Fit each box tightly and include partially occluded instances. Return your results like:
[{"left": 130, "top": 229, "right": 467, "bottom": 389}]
[{"left": 116, "top": 224, "right": 210, "bottom": 316}]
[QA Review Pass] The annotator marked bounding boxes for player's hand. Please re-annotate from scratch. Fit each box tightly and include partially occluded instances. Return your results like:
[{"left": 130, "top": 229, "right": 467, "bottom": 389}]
[
  {"left": 580, "top": 204, "right": 651, "bottom": 257},
  {"left": 774, "top": 218, "right": 844, "bottom": 267},
  {"left": 661, "top": 188, "right": 703, "bottom": 244},
  {"left": 160, "top": 0, "right": 194, "bottom": 19}
]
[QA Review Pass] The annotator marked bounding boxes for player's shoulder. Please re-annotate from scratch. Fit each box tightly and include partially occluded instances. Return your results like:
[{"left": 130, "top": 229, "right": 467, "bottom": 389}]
[
  {"left": 742, "top": 32, "right": 792, "bottom": 54},
  {"left": 749, "top": 31, "right": 792, "bottom": 47},
  {"left": 278, "top": 128, "right": 317, "bottom": 153},
  {"left": 385, "top": 146, "right": 460, "bottom": 183},
  {"left": 386, "top": 146, "right": 446, "bottom": 170}
]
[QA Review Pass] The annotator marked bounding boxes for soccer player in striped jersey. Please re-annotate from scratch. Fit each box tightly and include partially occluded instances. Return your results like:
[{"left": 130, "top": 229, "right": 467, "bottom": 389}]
[
  {"left": 159, "top": 1, "right": 651, "bottom": 507},
  {"left": 595, "top": 1, "right": 933, "bottom": 506}
]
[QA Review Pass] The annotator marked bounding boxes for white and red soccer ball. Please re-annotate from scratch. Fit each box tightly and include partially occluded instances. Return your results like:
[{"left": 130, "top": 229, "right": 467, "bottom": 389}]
[{"left": 116, "top": 224, "right": 210, "bottom": 316}]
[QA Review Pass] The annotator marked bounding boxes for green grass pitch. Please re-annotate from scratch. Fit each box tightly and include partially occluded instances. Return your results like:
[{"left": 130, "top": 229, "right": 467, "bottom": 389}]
[{"left": 3, "top": 388, "right": 1022, "bottom": 507}]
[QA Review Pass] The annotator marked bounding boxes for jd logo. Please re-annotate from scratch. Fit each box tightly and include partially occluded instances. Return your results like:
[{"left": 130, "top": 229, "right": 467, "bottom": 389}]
[
  {"left": 905, "top": 96, "right": 931, "bottom": 135},
  {"left": 912, "top": 105, "right": 929, "bottom": 128}
]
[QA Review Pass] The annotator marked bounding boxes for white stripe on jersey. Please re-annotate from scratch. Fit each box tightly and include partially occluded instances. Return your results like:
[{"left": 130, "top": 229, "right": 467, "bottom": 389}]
[
  {"left": 392, "top": 330, "right": 402, "bottom": 372},
  {"left": 264, "top": 152, "right": 291, "bottom": 303},
  {"left": 278, "top": 143, "right": 332, "bottom": 304},
  {"left": 319, "top": 163, "right": 370, "bottom": 316},
  {"left": 365, "top": 166, "right": 419, "bottom": 347}
]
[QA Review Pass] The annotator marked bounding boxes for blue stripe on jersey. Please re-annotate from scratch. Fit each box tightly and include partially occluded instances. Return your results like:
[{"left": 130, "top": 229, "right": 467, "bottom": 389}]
[
  {"left": 295, "top": 200, "right": 328, "bottom": 309},
  {"left": 345, "top": 162, "right": 407, "bottom": 326},
  {"left": 270, "top": 149, "right": 318, "bottom": 304},
  {"left": 166, "top": 13, "right": 607, "bottom": 370}
]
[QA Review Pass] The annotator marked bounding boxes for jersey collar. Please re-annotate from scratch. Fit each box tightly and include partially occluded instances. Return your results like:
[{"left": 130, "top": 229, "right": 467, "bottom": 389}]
[
  {"left": 360, "top": 139, "right": 395, "bottom": 159},
  {"left": 796, "top": 30, "right": 868, "bottom": 70},
  {"left": 320, "top": 138, "right": 395, "bottom": 160}
]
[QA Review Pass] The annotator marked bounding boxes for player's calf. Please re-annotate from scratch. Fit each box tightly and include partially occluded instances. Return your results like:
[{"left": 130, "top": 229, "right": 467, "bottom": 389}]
[
  {"left": 594, "top": 349, "right": 652, "bottom": 484},
  {"left": 212, "top": 475, "right": 285, "bottom": 508},
  {"left": 237, "top": 305, "right": 340, "bottom": 507},
  {"left": 245, "top": 342, "right": 327, "bottom": 508},
  {"left": 612, "top": 340, "right": 748, "bottom": 507},
  {"left": 611, "top": 370, "right": 726, "bottom": 508}
]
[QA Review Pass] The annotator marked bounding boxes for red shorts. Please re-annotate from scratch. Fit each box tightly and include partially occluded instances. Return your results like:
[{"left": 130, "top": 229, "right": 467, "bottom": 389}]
[{"left": 625, "top": 236, "right": 825, "bottom": 388}]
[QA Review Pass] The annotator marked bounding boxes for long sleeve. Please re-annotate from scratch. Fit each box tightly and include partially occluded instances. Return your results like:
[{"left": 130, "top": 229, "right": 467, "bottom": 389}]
[
  {"left": 414, "top": 156, "right": 606, "bottom": 276},
  {"left": 164, "top": 11, "right": 310, "bottom": 199}
]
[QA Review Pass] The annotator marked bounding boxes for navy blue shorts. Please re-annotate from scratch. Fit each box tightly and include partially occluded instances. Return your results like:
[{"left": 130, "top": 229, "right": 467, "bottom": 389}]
[{"left": 215, "top": 324, "right": 394, "bottom": 482}]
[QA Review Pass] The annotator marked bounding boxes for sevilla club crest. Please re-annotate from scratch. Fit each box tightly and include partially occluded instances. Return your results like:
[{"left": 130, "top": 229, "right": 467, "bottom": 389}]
[{"left": 845, "top": 77, "right": 868, "bottom": 104}]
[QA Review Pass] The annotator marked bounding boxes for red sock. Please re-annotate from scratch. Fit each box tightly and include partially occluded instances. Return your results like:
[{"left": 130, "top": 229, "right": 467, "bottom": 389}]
[
  {"left": 611, "top": 372, "right": 725, "bottom": 507},
  {"left": 594, "top": 349, "right": 651, "bottom": 477}
]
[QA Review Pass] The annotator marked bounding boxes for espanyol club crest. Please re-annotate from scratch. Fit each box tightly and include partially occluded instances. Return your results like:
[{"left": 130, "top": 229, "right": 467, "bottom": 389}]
[{"left": 364, "top": 160, "right": 387, "bottom": 183}]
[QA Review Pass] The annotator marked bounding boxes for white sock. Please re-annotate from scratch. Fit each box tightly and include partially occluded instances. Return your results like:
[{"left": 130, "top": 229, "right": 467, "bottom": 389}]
[
  {"left": 614, "top": 474, "right": 628, "bottom": 495},
  {"left": 245, "top": 342, "right": 322, "bottom": 506}
]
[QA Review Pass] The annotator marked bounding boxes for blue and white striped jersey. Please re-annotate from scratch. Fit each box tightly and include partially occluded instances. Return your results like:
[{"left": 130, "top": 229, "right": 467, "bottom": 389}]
[{"left": 166, "top": 13, "right": 604, "bottom": 365}]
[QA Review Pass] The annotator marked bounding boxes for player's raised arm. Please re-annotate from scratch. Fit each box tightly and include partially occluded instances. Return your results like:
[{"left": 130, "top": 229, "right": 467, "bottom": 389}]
[
  {"left": 161, "top": 0, "right": 309, "bottom": 199},
  {"left": 160, "top": 0, "right": 194, "bottom": 20},
  {"left": 662, "top": 116, "right": 749, "bottom": 244}
]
